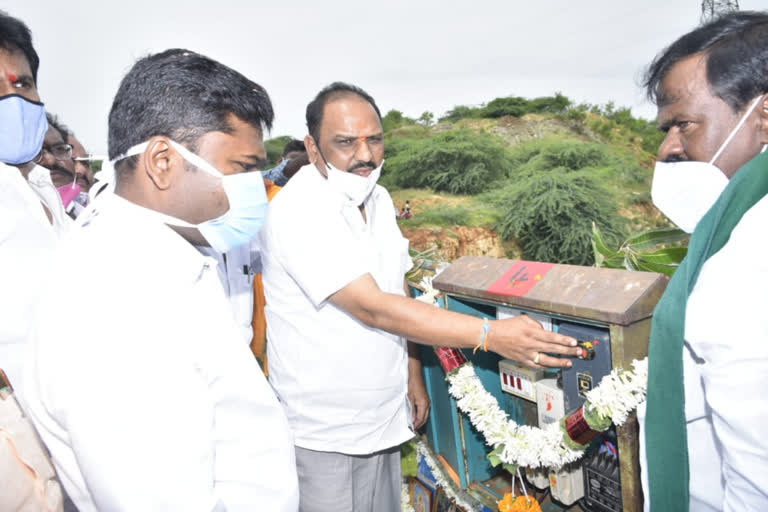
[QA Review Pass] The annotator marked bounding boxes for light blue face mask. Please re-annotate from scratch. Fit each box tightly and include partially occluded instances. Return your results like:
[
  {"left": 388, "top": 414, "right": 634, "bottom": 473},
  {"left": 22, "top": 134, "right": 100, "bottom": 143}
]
[
  {"left": 0, "top": 94, "right": 48, "bottom": 165},
  {"left": 108, "top": 139, "right": 269, "bottom": 253}
]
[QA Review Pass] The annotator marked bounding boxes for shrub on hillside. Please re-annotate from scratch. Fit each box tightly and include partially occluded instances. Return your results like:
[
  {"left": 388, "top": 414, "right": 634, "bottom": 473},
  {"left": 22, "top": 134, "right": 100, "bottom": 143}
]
[
  {"left": 495, "top": 172, "right": 625, "bottom": 265},
  {"left": 383, "top": 129, "right": 514, "bottom": 194},
  {"left": 439, "top": 93, "right": 572, "bottom": 122}
]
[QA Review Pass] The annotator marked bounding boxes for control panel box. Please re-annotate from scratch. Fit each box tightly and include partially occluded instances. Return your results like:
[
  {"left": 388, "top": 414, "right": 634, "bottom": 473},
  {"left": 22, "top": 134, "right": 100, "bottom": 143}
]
[
  {"left": 425, "top": 256, "right": 667, "bottom": 512},
  {"left": 498, "top": 359, "right": 544, "bottom": 402},
  {"left": 557, "top": 322, "right": 612, "bottom": 412}
]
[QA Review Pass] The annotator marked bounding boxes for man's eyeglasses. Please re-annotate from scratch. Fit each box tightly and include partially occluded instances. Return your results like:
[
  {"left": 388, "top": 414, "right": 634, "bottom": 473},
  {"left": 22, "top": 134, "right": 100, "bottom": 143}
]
[{"left": 41, "top": 143, "right": 74, "bottom": 162}]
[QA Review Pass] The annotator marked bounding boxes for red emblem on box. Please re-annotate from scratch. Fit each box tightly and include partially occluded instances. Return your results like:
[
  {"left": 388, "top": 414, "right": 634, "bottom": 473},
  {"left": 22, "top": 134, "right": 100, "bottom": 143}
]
[{"left": 486, "top": 261, "right": 554, "bottom": 297}]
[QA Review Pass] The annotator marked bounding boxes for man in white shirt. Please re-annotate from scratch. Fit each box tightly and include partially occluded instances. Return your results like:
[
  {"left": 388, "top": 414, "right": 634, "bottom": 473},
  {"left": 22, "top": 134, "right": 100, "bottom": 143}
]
[
  {"left": 0, "top": 11, "right": 69, "bottom": 393},
  {"left": 261, "top": 82, "right": 582, "bottom": 511},
  {"left": 23, "top": 49, "right": 299, "bottom": 511},
  {"left": 640, "top": 11, "right": 768, "bottom": 511}
]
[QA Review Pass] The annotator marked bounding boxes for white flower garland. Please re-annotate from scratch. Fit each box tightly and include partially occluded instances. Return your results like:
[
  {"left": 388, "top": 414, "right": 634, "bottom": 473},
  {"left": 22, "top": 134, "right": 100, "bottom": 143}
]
[
  {"left": 447, "top": 360, "right": 648, "bottom": 469},
  {"left": 401, "top": 483, "right": 415, "bottom": 512},
  {"left": 416, "top": 275, "right": 649, "bottom": 470}
]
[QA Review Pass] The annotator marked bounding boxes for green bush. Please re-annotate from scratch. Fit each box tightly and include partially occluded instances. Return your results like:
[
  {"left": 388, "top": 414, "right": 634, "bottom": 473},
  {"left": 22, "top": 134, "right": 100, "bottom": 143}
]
[
  {"left": 382, "top": 109, "right": 417, "bottom": 132},
  {"left": 439, "top": 93, "right": 572, "bottom": 122},
  {"left": 383, "top": 129, "right": 514, "bottom": 194},
  {"left": 494, "top": 172, "right": 625, "bottom": 265},
  {"left": 403, "top": 204, "right": 471, "bottom": 227},
  {"left": 263, "top": 135, "right": 294, "bottom": 167},
  {"left": 531, "top": 142, "right": 610, "bottom": 172}
]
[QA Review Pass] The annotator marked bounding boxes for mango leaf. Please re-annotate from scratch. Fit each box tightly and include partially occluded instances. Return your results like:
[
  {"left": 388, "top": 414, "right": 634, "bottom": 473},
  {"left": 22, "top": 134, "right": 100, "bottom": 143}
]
[
  {"left": 635, "top": 247, "right": 687, "bottom": 265},
  {"left": 623, "top": 227, "right": 689, "bottom": 251},
  {"left": 600, "top": 255, "right": 626, "bottom": 269},
  {"left": 591, "top": 222, "right": 622, "bottom": 266},
  {"left": 633, "top": 256, "right": 679, "bottom": 276}
]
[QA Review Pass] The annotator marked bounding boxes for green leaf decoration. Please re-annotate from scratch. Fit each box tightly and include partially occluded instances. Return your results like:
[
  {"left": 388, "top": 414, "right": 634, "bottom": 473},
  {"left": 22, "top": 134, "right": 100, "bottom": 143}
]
[{"left": 623, "top": 227, "right": 689, "bottom": 250}]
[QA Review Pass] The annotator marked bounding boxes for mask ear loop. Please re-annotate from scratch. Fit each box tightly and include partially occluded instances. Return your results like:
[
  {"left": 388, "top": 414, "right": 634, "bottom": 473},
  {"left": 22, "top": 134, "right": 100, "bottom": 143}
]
[{"left": 710, "top": 95, "right": 765, "bottom": 165}]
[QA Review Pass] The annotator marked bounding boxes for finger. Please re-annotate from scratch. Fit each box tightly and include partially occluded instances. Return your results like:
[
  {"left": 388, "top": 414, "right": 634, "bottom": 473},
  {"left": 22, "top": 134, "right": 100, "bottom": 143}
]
[
  {"left": 415, "top": 402, "right": 429, "bottom": 429},
  {"left": 534, "top": 341, "right": 582, "bottom": 357},
  {"left": 535, "top": 352, "right": 574, "bottom": 369},
  {"left": 534, "top": 330, "right": 577, "bottom": 347}
]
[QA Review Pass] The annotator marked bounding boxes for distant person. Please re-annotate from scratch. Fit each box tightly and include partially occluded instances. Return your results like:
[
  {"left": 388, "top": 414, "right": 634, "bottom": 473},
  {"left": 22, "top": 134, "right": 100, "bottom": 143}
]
[
  {"left": 23, "top": 49, "right": 299, "bottom": 511},
  {"left": 260, "top": 82, "right": 580, "bottom": 511},
  {"left": 67, "top": 133, "right": 95, "bottom": 217},
  {"left": 640, "top": 11, "right": 768, "bottom": 511},
  {"left": 262, "top": 138, "right": 309, "bottom": 186},
  {"left": 68, "top": 134, "right": 95, "bottom": 192},
  {"left": 41, "top": 113, "right": 75, "bottom": 189},
  {"left": 41, "top": 113, "right": 92, "bottom": 216}
]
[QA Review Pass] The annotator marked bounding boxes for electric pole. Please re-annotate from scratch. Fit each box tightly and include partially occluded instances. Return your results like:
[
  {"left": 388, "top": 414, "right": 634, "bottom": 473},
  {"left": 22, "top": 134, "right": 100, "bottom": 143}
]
[{"left": 701, "top": 0, "right": 740, "bottom": 23}]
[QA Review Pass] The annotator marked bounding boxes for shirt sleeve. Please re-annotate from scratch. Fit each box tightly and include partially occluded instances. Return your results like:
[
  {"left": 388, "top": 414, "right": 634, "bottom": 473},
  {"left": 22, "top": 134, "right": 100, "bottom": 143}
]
[
  {"left": 686, "top": 197, "right": 768, "bottom": 511},
  {"left": 270, "top": 201, "right": 371, "bottom": 308}
]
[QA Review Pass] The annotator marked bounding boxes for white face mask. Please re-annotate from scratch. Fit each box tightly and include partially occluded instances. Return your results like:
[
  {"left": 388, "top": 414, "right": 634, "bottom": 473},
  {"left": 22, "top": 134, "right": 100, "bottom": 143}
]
[
  {"left": 651, "top": 95, "right": 766, "bottom": 233},
  {"left": 82, "top": 140, "right": 268, "bottom": 253},
  {"left": 324, "top": 159, "right": 383, "bottom": 206}
]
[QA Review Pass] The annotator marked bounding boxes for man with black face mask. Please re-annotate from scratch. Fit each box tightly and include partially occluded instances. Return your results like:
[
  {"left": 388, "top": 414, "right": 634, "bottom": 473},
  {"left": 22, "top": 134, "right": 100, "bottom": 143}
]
[{"left": 640, "top": 11, "right": 768, "bottom": 511}]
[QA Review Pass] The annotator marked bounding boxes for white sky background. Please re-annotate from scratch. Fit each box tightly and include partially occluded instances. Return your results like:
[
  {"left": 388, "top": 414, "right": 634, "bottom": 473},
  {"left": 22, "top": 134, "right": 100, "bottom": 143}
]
[{"left": 5, "top": 0, "right": 766, "bottom": 155}]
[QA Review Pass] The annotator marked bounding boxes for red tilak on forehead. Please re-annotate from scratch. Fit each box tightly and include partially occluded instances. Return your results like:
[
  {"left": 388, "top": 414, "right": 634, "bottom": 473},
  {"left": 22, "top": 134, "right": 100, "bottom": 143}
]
[{"left": 8, "top": 73, "right": 17, "bottom": 82}]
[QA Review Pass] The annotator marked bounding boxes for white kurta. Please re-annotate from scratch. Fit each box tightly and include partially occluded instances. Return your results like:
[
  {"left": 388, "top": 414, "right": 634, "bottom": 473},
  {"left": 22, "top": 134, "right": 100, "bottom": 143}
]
[
  {"left": 0, "top": 162, "right": 69, "bottom": 391},
  {"left": 22, "top": 193, "right": 298, "bottom": 512},
  {"left": 640, "top": 194, "right": 768, "bottom": 511},
  {"left": 260, "top": 165, "right": 414, "bottom": 455}
]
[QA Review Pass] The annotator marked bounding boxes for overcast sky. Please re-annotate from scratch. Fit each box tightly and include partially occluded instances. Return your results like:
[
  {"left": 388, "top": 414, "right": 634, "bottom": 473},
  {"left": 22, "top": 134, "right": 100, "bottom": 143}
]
[{"left": 5, "top": 1, "right": 765, "bottom": 155}]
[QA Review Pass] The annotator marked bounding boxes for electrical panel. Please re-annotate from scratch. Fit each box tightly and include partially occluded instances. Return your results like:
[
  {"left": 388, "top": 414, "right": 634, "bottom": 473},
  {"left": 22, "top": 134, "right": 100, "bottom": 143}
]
[
  {"left": 583, "top": 435, "right": 622, "bottom": 512},
  {"left": 556, "top": 322, "right": 612, "bottom": 412},
  {"left": 422, "top": 256, "right": 667, "bottom": 512}
]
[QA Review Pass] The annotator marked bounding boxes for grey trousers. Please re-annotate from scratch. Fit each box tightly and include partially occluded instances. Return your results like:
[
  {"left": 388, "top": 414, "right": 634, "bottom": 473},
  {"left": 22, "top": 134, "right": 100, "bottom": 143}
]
[{"left": 294, "top": 445, "right": 401, "bottom": 512}]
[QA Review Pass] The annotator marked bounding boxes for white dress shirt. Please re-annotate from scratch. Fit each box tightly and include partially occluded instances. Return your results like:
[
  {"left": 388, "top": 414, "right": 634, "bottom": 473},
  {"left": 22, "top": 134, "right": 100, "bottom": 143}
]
[
  {"left": 640, "top": 194, "right": 768, "bottom": 511},
  {"left": 0, "top": 162, "right": 69, "bottom": 391},
  {"left": 197, "top": 243, "right": 258, "bottom": 346},
  {"left": 260, "top": 165, "right": 414, "bottom": 455},
  {"left": 22, "top": 193, "right": 298, "bottom": 512}
]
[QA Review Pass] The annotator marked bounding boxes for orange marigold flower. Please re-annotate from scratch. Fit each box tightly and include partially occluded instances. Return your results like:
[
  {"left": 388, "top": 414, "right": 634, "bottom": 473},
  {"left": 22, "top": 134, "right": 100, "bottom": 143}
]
[{"left": 498, "top": 493, "right": 542, "bottom": 512}]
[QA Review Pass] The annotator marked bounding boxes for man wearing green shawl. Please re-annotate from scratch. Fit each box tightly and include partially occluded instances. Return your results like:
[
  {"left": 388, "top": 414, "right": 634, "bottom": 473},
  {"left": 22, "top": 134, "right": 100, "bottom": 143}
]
[{"left": 639, "top": 11, "right": 768, "bottom": 511}]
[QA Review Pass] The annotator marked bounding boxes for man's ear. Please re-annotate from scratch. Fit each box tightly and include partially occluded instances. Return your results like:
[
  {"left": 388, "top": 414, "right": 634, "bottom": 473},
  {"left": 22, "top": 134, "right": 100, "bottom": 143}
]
[
  {"left": 304, "top": 134, "right": 320, "bottom": 165},
  {"left": 758, "top": 94, "right": 768, "bottom": 146},
  {"left": 141, "top": 136, "right": 181, "bottom": 190}
]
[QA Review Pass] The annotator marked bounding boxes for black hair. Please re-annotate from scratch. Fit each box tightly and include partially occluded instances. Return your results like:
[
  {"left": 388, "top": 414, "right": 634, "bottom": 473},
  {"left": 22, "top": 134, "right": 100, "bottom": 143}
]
[
  {"left": 282, "top": 139, "right": 305, "bottom": 156},
  {"left": 108, "top": 48, "right": 273, "bottom": 174},
  {"left": 305, "top": 82, "right": 381, "bottom": 142},
  {"left": 45, "top": 112, "right": 69, "bottom": 141},
  {"left": 644, "top": 11, "right": 768, "bottom": 113},
  {"left": 0, "top": 10, "right": 39, "bottom": 84}
]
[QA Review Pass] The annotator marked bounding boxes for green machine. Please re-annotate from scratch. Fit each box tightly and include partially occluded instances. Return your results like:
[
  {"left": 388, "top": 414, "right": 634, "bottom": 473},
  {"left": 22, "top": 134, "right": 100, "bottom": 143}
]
[{"left": 418, "top": 256, "right": 668, "bottom": 511}]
